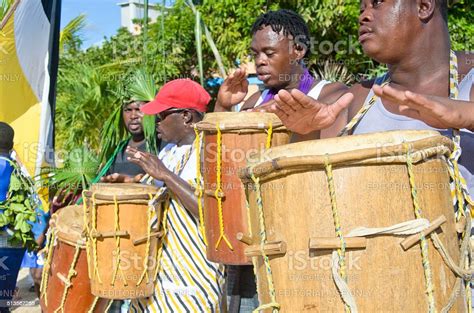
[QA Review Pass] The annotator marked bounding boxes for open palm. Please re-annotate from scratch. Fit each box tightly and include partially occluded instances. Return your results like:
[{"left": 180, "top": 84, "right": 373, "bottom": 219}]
[{"left": 268, "top": 89, "right": 353, "bottom": 135}]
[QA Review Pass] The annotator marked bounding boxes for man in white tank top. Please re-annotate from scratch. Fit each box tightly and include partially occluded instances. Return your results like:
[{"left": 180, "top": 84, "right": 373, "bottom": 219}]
[
  {"left": 213, "top": 9, "right": 347, "bottom": 139},
  {"left": 265, "top": 1, "right": 474, "bottom": 132},
  {"left": 265, "top": 0, "right": 473, "bottom": 187}
]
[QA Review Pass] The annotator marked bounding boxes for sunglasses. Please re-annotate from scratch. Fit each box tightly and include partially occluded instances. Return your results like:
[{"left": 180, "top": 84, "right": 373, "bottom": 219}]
[{"left": 156, "top": 108, "right": 202, "bottom": 122}]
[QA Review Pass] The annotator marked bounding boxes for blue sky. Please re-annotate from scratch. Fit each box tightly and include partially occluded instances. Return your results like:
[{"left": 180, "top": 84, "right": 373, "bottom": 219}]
[
  {"left": 60, "top": 0, "right": 174, "bottom": 49},
  {"left": 61, "top": 0, "right": 122, "bottom": 48}
]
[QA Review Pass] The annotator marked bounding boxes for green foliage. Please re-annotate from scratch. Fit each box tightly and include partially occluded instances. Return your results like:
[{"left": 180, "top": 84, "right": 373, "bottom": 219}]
[
  {"left": 60, "top": 14, "right": 86, "bottom": 55},
  {"left": 40, "top": 145, "right": 100, "bottom": 197},
  {"left": 0, "top": 0, "right": 14, "bottom": 23},
  {"left": 56, "top": 1, "right": 473, "bottom": 151},
  {"left": 448, "top": 0, "right": 474, "bottom": 51},
  {"left": 0, "top": 159, "right": 38, "bottom": 250}
]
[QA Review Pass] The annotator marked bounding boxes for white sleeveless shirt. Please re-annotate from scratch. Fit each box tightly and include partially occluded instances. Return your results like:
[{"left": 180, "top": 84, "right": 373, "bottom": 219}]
[{"left": 353, "top": 69, "right": 474, "bottom": 196}]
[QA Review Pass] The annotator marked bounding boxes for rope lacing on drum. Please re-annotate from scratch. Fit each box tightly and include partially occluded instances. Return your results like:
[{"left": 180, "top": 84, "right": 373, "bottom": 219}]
[
  {"left": 214, "top": 124, "right": 233, "bottom": 251},
  {"left": 54, "top": 245, "right": 82, "bottom": 313},
  {"left": 111, "top": 195, "right": 127, "bottom": 286},
  {"left": 40, "top": 229, "right": 56, "bottom": 306},
  {"left": 324, "top": 155, "right": 352, "bottom": 313},
  {"left": 265, "top": 122, "right": 273, "bottom": 150},
  {"left": 82, "top": 191, "right": 93, "bottom": 280},
  {"left": 405, "top": 144, "right": 437, "bottom": 313},
  {"left": 250, "top": 173, "right": 280, "bottom": 313},
  {"left": 193, "top": 126, "right": 208, "bottom": 246},
  {"left": 136, "top": 193, "right": 154, "bottom": 286},
  {"left": 90, "top": 193, "right": 102, "bottom": 283}
]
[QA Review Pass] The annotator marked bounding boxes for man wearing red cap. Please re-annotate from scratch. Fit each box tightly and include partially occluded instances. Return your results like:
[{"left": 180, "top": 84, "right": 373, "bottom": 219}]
[{"left": 127, "top": 79, "right": 225, "bottom": 312}]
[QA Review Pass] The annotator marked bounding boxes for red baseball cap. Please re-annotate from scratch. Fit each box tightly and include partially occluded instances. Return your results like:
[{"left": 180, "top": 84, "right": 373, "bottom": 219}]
[{"left": 141, "top": 79, "right": 211, "bottom": 115}]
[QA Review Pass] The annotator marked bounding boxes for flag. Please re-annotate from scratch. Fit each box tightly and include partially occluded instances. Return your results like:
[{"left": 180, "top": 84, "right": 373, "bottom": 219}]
[{"left": 0, "top": 0, "right": 62, "bottom": 208}]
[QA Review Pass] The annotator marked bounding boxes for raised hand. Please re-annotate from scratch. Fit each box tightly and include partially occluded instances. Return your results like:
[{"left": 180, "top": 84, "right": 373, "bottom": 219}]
[
  {"left": 215, "top": 68, "right": 249, "bottom": 111},
  {"left": 126, "top": 147, "right": 170, "bottom": 181},
  {"left": 267, "top": 89, "right": 354, "bottom": 134},
  {"left": 373, "top": 84, "right": 474, "bottom": 130}
]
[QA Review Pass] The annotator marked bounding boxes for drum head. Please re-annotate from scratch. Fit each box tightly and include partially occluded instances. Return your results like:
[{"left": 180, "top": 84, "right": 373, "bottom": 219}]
[
  {"left": 51, "top": 205, "right": 85, "bottom": 246},
  {"left": 196, "top": 112, "right": 285, "bottom": 132}
]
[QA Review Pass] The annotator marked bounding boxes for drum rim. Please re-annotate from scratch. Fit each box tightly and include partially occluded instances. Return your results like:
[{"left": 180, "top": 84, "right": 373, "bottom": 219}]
[
  {"left": 240, "top": 130, "right": 454, "bottom": 181},
  {"left": 195, "top": 112, "right": 285, "bottom": 131},
  {"left": 86, "top": 183, "right": 159, "bottom": 201}
]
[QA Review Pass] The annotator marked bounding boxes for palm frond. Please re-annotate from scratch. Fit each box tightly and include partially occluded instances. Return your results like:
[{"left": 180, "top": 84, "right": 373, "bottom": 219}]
[
  {"left": 314, "top": 60, "right": 353, "bottom": 85},
  {"left": 98, "top": 104, "right": 128, "bottom": 164},
  {"left": 60, "top": 14, "right": 86, "bottom": 53},
  {"left": 128, "top": 69, "right": 157, "bottom": 102},
  {"left": 40, "top": 145, "right": 100, "bottom": 198}
]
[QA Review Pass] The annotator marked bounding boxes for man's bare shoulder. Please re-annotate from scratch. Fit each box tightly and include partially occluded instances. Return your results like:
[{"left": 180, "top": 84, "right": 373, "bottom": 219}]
[{"left": 347, "top": 79, "right": 375, "bottom": 119}]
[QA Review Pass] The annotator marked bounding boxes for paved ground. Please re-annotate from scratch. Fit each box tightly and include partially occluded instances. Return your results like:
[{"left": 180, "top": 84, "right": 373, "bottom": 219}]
[{"left": 11, "top": 268, "right": 40, "bottom": 313}]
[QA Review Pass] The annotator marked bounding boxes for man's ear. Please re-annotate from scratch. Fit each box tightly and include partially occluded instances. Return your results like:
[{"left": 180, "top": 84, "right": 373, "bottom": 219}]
[
  {"left": 182, "top": 111, "right": 194, "bottom": 124},
  {"left": 417, "top": 0, "right": 436, "bottom": 22}
]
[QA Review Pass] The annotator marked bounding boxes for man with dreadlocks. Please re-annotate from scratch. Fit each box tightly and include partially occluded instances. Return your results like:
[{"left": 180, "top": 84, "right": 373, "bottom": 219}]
[
  {"left": 215, "top": 9, "right": 349, "bottom": 312},
  {"left": 214, "top": 9, "right": 349, "bottom": 138}
]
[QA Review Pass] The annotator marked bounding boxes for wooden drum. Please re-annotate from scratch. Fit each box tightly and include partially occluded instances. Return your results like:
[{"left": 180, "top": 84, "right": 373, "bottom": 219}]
[
  {"left": 241, "top": 130, "right": 469, "bottom": 312},
  {"left": 84, "top": 183, "right": 163, "bottom": 299},
  {"left": 195, "top": 112, "right": 290, "bottom": 265},
  {"left": 40, "top": 205, "right": 109, "bottom": 313}
]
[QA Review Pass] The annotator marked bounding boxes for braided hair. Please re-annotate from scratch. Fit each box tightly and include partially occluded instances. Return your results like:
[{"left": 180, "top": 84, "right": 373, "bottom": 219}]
[{"left": 251, "top": 9, "right": 311, "bottom": 58}]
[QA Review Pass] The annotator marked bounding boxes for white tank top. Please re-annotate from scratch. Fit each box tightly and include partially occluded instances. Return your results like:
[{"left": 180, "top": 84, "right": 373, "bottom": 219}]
[
  {"left": 252, "top": 80, "right": 332, "bottom": 108},
  {"left": 353, "top": 68, "right": 474, "bottom": 196}
]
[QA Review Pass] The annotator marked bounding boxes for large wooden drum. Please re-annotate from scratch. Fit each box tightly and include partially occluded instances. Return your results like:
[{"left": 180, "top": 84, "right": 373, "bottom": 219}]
[
  {"left": 84, "top": 183, "right": 163, "bottom": 299},
  {"left": 196, "top": 112, "right": 290, "bottom": 265},
  {"left": 241, "top": 130, "right": 469, "bottom": 312},
  {"left": 40, "top": 205, "right": 109, "bottom": 313}
]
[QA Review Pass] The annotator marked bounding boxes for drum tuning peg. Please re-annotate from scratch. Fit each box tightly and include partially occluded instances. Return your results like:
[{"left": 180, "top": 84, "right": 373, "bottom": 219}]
[{"left": 236, "top": 232, "right": 253, "bottom": 245}]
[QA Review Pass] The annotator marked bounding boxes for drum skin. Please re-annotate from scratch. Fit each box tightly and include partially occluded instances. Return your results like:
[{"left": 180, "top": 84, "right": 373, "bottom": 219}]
[
  {"left": 84, "top": 183, "right": 161, "bottom": 300},
  {"left": 40, "top": 205, "right": 109, "bottom": 313},
  {"left": 242, "top": 131, "right": 467, "bottom": 312},
  {"left": 196, "top": 112, "right": 290, "bottom": 265}
]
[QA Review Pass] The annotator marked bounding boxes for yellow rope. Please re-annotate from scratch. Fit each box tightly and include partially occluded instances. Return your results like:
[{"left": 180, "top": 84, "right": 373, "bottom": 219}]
[
  {"left": 214, "top": 124, "right": 233, "bottom": 250},
  {"left": 405, "top": 145, "right": 436, "bottom": 312},
  {"left": 91, "top": 193, "right": 102, "bottom": 284},
  {"left": 111, "top": 195, "right": 127, "bottom": 286},
  {"left": 265, "top": 122, "right": 273, "bottom": 150},
  {"left": 87, "top": 296, "right": 100, "bottom": 313},
  {"left": 250, "top": 173, "right": 280, "bottom": 313},
  {"left": 54, "top": 245, "right": 81, "bottom": 313},
  {"left": 193, "top": 126, "right": 207, "bottom": 245},
  {"left": 40, "top": 230, "right": 55, "bottom": 306},
  {"left": 82, "top": 191, "right": 92, "bottom": 279},
  {"left": 324, "top": 156, "right": 350, "bottom": 313},
  {"left": 137, "top": 193, "right": 154, "bottom": 286}
]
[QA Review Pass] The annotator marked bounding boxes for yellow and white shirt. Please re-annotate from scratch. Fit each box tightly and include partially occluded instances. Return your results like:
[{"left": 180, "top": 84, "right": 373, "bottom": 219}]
[{"left": 131, "top": 143, "right": 225, "bottom": 313}]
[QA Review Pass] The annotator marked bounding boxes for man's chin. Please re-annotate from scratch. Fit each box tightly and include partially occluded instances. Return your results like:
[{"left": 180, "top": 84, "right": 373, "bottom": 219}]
[{"left": 128, "top": 129, "right": 143, "bottom": 136}]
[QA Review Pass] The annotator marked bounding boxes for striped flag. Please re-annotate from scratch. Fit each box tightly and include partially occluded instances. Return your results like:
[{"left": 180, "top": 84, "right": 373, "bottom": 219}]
[{"left": 0, "top": 0, "right": 61, "bottom": 177}]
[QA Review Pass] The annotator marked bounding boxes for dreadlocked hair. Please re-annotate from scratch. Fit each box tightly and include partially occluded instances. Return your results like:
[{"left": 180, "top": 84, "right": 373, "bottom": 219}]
[{"left": 251, "top": 9, "right": 311, "bottom": 58}]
